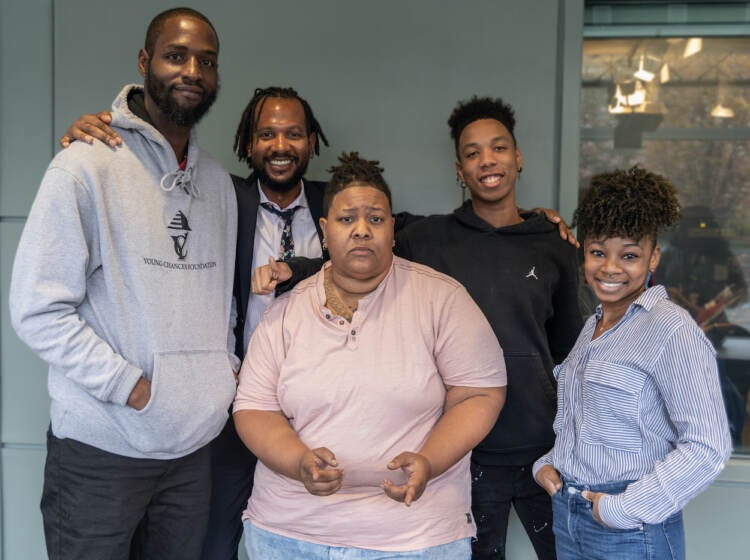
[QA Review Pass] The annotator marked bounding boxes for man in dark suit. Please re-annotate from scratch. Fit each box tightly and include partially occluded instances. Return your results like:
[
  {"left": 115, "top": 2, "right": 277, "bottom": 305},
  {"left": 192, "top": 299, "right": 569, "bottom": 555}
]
[{"left": 209, "top": 86, "right": 330, "bottom": 559}]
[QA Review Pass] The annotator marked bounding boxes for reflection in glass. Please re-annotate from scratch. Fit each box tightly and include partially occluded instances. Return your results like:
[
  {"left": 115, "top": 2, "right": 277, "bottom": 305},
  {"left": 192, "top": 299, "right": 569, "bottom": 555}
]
[{"left": 581, "top": 36, "right": 750, "bottom": 452}]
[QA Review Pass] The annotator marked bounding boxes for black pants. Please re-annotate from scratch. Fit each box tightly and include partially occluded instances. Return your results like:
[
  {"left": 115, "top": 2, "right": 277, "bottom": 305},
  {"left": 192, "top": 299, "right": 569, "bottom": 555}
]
[
  {"left": 471, "top": 460, "right": 556, "bottom": 560},
  {"left": 41, "top": 430, "right": 211, "bottom": 560},
  {"left": 200, "top": 415, "right": 257, "bottom": 560}
]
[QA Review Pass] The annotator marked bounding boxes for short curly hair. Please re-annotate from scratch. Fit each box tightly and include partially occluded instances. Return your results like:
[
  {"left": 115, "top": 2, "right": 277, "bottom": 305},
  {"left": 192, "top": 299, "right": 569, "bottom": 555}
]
[
  {"left": 573, "top": 166, "right": 682, "bottom": 244},
  {"left": 323, "top": 152, "right": 392, "bottom": 215},
  {"left": 447, "top": 96, "right": 517, "bottom": 157}
]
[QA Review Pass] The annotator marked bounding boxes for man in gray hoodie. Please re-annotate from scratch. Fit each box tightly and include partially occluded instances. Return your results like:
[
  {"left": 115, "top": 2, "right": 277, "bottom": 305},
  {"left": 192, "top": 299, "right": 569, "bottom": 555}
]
[{"left": 9, "top": 8, "right": 237, "bottom": 560}]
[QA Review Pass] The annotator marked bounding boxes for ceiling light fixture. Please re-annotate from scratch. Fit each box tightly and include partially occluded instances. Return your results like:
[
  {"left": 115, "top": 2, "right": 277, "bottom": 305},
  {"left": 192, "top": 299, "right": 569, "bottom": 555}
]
[
  {"left": 710, "top": 103, "right": 735, "bottom": 118},
  {"left": 683, "top": 37, "right": 703, "bottom": 58},
  {"left": 660, "top": 63, "right": 670, "bottom": 84}
]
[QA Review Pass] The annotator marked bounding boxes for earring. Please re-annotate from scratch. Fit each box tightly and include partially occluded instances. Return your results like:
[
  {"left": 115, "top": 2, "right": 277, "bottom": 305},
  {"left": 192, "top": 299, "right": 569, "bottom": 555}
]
[
  {"left": 517, "top": 167, "right": 523, "bottom": 173},
  {"left": 456, "top": 174, "right": 467, "bottom": 189},
  {"left": 322, "top": 238, "right": 327, "bottom": 250}
]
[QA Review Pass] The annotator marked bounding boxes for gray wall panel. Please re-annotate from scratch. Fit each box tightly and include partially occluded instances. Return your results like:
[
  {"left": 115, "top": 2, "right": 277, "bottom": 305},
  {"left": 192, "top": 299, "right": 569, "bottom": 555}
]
[
  {"left": 1, "top": 222, "right": 50, "bottom": 446},
  {"left": 53, "top": 0, "right": 565, "bottom": 214},
  {"left": 1, "top": 448, "right": 46, "bottom": 560},
  {"left": 0, "top": 0, "right": 53, "bottom": 217}
]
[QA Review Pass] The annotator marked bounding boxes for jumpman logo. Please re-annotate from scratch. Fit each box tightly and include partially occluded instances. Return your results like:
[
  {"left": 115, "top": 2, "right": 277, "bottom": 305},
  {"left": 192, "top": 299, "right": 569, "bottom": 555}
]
[{"left": 525, "top": 266, "right": 538, "bottom": 280}]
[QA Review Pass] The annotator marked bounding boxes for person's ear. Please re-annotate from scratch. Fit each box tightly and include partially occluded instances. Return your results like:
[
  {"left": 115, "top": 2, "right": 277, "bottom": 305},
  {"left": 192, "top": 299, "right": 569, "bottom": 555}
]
[{"left": 138, "top": 49, "right": 149, "bottom": 78}]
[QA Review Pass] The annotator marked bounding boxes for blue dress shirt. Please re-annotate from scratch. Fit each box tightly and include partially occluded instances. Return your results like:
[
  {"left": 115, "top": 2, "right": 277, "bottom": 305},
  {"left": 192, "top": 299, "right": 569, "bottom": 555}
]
[{"left": 534, "top": 285, "right": 732, "bottom": 529}]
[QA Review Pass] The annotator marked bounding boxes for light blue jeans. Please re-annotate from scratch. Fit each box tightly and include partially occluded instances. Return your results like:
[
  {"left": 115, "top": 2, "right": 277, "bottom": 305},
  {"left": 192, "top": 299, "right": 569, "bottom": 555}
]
[
  {"left": 243, "top": 520, "right": 471, "bottom": 559},
  {"left": 552, "top": 479, "right": 685, "bottom": 560}
]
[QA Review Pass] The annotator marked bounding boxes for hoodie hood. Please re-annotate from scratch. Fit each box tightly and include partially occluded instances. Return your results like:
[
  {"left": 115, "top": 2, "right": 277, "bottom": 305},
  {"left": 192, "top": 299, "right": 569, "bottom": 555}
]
[
  {"left": 453, "top": 199, "right": 558, "bottom": 234},
  {"left": 111, "top": 84, "right": 201, "bottom": 198}
]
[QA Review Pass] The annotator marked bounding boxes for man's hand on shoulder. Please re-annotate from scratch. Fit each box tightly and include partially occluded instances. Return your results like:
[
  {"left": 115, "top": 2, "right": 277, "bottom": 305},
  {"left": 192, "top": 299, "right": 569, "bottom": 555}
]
[
  {"left": 60, "top": 111, "right": 122, "bottom": 149},
  {"left": 529, "top": 207, "right": 579, "bottom": 248}
]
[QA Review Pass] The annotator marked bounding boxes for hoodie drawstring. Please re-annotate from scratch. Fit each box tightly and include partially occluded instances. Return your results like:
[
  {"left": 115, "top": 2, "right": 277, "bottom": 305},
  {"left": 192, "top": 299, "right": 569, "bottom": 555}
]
[{"left": 160, "top": 166, "right": 201, "bottom": 198}]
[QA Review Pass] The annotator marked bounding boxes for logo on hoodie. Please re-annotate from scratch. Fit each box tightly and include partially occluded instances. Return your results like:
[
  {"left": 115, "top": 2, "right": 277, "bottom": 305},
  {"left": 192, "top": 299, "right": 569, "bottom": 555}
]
[{"left": 168, "top": 211, "right": 191, "bottom": 260}]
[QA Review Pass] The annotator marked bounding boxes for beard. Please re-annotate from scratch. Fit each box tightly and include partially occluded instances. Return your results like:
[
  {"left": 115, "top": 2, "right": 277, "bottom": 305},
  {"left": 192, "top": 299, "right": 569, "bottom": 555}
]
[
  {"left": 145, "top": 64, "right": 218, "bottom": 128},
  {"left": 252, "top": 154, "right": 310, "bottom": 193}
]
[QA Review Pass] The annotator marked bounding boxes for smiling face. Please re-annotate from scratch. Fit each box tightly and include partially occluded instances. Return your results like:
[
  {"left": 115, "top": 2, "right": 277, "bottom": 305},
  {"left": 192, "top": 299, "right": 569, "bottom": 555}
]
[
  {"left": 319, "top": 185, "right": 395, "bottom": 284},
  {"left": 139, "top": 15, "right": 219, "bottom": 128},
  {"left": 584, "top": 236, "right": 661, "bottom": 311},
  {"left": 248, "top": 97, "right": 317, "bottom": 194},
  {"left": 455, "top": 118, "right": 523, "bottom": 209}
]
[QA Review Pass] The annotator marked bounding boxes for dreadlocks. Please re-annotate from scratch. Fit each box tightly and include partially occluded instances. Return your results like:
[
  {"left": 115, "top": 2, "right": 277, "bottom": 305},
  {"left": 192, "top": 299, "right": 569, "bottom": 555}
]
[
  {"left": 233, "top": 86, "right": 329, "bottom": 167},
  {"left": 573, "top": 166, "right": 682, "bottom": 244},
  {"left": 323, "top": 152, "right": 392, "bottom": 215}
]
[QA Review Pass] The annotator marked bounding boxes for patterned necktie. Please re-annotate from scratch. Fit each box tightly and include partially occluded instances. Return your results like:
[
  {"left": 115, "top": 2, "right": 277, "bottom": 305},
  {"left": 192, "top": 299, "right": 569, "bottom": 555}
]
[{"left": 261, "top": 202, "right": 302, "bottom": 260}]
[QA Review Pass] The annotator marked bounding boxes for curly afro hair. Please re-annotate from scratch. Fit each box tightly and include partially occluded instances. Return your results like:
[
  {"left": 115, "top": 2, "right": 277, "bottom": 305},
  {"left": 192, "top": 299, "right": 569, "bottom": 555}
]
[
  {"left": 447, "top": 96, "right": 517, "bottom": 157},
  {"left": 573, "top": 166, "right": 682, "bottom": 244}
]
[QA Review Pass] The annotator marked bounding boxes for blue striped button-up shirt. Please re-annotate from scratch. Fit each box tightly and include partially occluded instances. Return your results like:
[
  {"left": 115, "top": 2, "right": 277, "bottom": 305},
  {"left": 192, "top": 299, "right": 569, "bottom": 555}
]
[{"left": 533, "top": 285, "right": 731, "bottom": 529}]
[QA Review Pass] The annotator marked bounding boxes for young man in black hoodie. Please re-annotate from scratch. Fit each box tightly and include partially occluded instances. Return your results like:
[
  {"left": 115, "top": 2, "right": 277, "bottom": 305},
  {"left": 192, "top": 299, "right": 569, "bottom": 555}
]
[{"left": 395, "top": 97, "right": 582, "bottom": 559}]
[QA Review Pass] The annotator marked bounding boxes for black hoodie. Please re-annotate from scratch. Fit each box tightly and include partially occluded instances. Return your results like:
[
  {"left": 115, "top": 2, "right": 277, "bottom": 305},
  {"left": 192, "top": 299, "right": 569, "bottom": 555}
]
[{"left": 396, "top": 201, "right": 582, "bottom": 465}]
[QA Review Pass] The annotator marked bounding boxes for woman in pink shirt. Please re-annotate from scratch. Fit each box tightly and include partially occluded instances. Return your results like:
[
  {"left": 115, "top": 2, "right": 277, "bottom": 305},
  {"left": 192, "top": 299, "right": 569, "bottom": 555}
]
[{"left": 233, "top": 152, "right": 507, "bottom": 559}]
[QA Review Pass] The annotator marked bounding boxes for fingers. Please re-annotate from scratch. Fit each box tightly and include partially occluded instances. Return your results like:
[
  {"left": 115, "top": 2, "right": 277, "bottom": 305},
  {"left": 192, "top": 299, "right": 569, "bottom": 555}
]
[
  {"left": 382, "top": 479, "right": 409, "bottom": 502},
  {"left": 251, "top": 258, "right": 279, "bottom": 295},
  {"left": 382, "top": 477, "right": 423, "bottom": 506},
  {"left": 582, "top": 491, "right": 606, "bottom": 525},
  {"left": 300, "top": 448, "right": 343, "bottom": 496},
  {"left": 61, "top": 112, "right": 121, "bottom": 149},
  {"left": 303, "top": 471, "right": 343, "bottom": 496},
  {"left": 534, "top": 465, "right": 562, "bottom": 496},
  {"left": 548, "top": 214, "right": 580, "bottom": 248},
  {"left": 383, "top": 452, "right": 430, "bottom": 506},
  {"left": 251, "top": 258, "right": 293, "bottom": 295},
  {"left": 310, "top": 447, "right": 339, "bottom": 469},
  {"left": 558, "top": 224, "right": 580, "bottom": 247},
  {"left": 387, "top": 452, "right": 407, "bottom": 471},
  {"left": 126, "top": 377, "right": 151, "bottom": 410},
  {"left": 270, "top": 259, "right": 293, "bottom": 284}
]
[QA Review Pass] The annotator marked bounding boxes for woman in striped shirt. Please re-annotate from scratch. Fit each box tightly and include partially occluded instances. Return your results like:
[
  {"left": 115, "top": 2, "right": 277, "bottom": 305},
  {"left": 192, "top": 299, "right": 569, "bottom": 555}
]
[{"left": 533, "top": 166, "right": 732, "bottom": 560}]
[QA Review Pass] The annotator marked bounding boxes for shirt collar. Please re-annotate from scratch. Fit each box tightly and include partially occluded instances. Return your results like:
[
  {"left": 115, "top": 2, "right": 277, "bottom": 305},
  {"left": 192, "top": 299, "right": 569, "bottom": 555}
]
[
  {"left": 256, "top": 179, "right": 309, "bottom": 211},
  {"left": 595, "top": 284, "right": 668, "bottom": 321}
]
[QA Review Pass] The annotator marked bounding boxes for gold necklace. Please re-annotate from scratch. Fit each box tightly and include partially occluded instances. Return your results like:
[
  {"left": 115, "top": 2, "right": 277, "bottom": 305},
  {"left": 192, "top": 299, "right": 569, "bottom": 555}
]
[
  {"left": 324, "top": 268, "right": 357, "bottom": 322},
  {"left": 594, "top": 320, "right": 611, "bottom": 336}
]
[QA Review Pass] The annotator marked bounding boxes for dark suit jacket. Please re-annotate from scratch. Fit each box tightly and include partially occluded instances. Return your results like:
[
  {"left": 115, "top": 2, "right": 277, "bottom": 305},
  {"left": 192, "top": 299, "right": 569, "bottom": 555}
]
[{"left": 232, "top": 172, "right": 327, "bottom": 358}]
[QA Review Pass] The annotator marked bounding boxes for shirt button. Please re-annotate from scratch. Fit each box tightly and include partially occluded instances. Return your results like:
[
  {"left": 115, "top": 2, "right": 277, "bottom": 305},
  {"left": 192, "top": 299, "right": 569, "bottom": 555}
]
[
  {"left": 339, "top": 320, "right": 345, "bottom": 325},
  {"left": 350, "top": 330, "right": 356, "bottom": 336},
  {"left": 567, "top": 486, "right": 577, "bottom": 494},
  {"left": 325, "top": 314, "right": 331, "bottom": 320}
]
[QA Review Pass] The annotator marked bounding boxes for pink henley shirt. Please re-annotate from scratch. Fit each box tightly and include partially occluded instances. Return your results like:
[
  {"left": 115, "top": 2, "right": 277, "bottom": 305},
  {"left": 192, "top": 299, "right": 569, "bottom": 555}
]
[{"left": 234, "top": 256, "right": 507, "bottom": 551}]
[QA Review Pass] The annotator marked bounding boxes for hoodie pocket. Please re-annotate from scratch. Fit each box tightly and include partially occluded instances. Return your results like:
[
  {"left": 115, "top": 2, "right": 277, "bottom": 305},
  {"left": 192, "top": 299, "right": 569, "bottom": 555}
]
[
  {"left": 111, "top": 350, "right": 236, "bottom": 455},
  {"left": 580, "top": 360, "right": 646, "bottom": 452}
]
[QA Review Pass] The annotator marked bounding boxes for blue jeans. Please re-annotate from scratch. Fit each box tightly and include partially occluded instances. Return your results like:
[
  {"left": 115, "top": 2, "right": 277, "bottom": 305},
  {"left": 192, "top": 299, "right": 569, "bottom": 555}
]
[
  {"left": 552, "top": 479, "right": 685, "bottom": 560},
  {"left": 243, "top": 520, "right": 471, "bottom": 559}
]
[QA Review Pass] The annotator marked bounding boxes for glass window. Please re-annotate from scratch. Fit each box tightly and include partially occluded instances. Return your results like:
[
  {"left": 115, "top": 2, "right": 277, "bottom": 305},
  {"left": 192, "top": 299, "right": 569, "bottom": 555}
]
[{"left": 580, "top": 33, "right": 750, "bottom": 452}]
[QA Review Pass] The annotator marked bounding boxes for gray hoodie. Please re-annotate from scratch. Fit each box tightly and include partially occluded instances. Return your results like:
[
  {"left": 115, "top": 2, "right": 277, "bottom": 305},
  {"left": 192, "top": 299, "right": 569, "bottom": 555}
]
[{"left": 10, "top": 84, "right": 238, "bottom": 459}]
